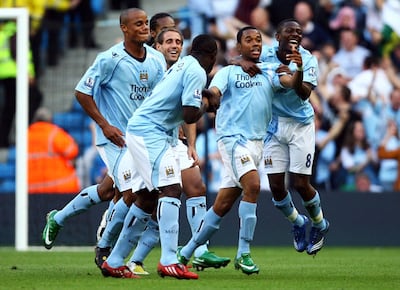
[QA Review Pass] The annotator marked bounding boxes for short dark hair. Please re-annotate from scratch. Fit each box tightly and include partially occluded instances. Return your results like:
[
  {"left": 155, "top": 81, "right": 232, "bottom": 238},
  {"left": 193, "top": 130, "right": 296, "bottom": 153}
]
[
  {"left": 156, "top": 27, "right": 183, "bottom": 44},
  {"left": 191, "top": 34, "right": 217, "bottom": 55},
  {"left": 276, "top": 18, "right": 299, "bottom": 33},
  {"left": 119, "top": 8, "right": 144, "bottom": 25},
  {"left": 237, "top": 26, "right": 259, "bottom": 43}
]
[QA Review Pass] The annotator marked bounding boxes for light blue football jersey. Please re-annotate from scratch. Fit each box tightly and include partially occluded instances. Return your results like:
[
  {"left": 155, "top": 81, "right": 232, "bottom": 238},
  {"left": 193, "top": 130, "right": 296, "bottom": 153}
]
[
  {"left": 260, "top": 44, "right": 318, "bottom": 124},
  {"left": 212, "top": 64, "right": 278, "bottom": 141},
  {"left": 75, "top": 42, "right": 166, "bottom": 145},
  {"left": 127, "top": 55, "right": 206, "bottom": 137}
]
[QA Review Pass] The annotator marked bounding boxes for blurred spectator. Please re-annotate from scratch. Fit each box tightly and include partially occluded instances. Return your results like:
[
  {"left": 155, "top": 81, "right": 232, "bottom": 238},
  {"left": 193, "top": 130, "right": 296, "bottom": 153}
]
[
  {"left": 224, "top": 1, "right": 273, "bottom": 45},
  {"left": 383, "top": 88, "right": 400, "bottom": 129},
  {"left": 265, "top": 0, "right": 296, "bottom": 30},
  {"left": 293, "top": 1, "right": 333, "bottom": 52},
  {"left": 354, "top": 172, "right": 382, "bottom": 193},
  {"left": 329, "top": 5, "right": 357, "bottom": 49},
  {"left": 76, "top": 122, "right": 106, "bottom": 188},
  {"left": 313, "top": 0, "right": 339, "bottom": 34},
  {"left": 0, "top": 0, "right": 47, "bottom": 77},
  {"left": 234, "top": 0, "right": 260, "bottom": 24},
  {"left": 344, "top": 0, "right": 368, "bottom": 46},
  {"left": 313, "top": 113, "right": 336, "bottom": 191},
  {"left": 364, "top": 0, "right": 385, "bottom": 54},
  {"left": 28, "top": 107, "right": 81, "bottom": 194},
  {"left": 332, "top": 28, "right": 371, "bottom": 80},
  {"left": 68, "top": 0, "right": 100, "bottom": 49},
  {"left": 349, "top": 56, "right": 392, "bottom": 106},
  {"left": 317, "top": 84, "right": 361, "bottom": 189},
  {"left": 381, "top": 48, "right": 400, "bottom": 89},
  {"left": 348, "top": 56, "right": 394, "bottom": 148},
  {"left": 377, "top": 119, "right": 400, "bottom": 191},
  {"left": 109, "top": 0, "right": 140, "bottom": 10},
  {"left": 207, "top": 0, "right": 239, "bottom": 41},
  {"left": 195, "top": 114, "right": 223, "bottom": 194},
  {"left": 41, "top": 0, "right": 80, "bottom": 66},
  {"left": 339, "top": 120, "right": 379, "bottom": 190},
  {"left": 0, "top": 21, "right": 43, "bottom": 148},
  {"left": 380, "top": 0, "right": 400, "bottom": 59},
  {"left": 187, "top": 0, "right": 214, "bottom": 39}
]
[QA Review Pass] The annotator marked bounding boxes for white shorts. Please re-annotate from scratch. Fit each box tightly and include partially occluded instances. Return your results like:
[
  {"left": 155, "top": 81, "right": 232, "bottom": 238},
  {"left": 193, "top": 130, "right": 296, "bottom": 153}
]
[
  {"left": 97, "top": 143, "right": 146, "bottom": 192},
  {"left": 126, "top": 132, "right": 182, "bottom": 191},
  {"left": 263, "top": 116, "right": 315, "bottom": 175},
  {"left": 174, "top": 139, "right": 196, "bottom": 171},
  {"left": 218, "top": 137, "right": 264, "bottom": 188}
]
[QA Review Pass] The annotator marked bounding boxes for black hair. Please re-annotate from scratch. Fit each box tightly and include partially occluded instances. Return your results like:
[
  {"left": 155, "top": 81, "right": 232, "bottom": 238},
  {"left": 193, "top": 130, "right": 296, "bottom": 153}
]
[
  {"left": 191, "top": 34, "right": 217, "bottom": 55},
  {"left": 276, "top": 18, "right": 300, "bottom": 33},
  {"left": 237, "top": 26, "right": 259, "bottom": 43},
  {"left": 119, "top": 8, "right": 144, "bottom": 25},
  {"left": 150, "top": 12, "right": 173, "bottom": 32}
]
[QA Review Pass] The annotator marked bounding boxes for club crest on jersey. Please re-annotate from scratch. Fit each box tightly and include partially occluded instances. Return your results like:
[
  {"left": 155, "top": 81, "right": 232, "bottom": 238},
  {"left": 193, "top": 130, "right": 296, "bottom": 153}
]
[
  {"left": 139, "top": 71, "right": 148, "bottom": 82},
  {"left": 193, "top": 89, "right": 202, "bottom": 100},
  {"left": 84, "top": 77, "right": 95, "bottom": 88},
  {"left": 123, "top": 170, "right": 132, "bottom": 182},
  {"left": 308, "top": 67, "right": 317, "bottom": 78},
  {"left": 240, "top": 155, "right": 251, "bottom": 165},
  {"left": 165, "top": 166, "right": 175, "bottom": 178},
  {"left": 264, "top": 156, "right": 273, "bottom": 168}
]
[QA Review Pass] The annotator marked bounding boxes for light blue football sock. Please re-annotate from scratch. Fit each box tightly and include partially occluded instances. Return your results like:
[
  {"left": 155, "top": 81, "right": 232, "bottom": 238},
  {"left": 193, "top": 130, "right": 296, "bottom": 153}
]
[
  {"left": 105, "top": 200, "right": 115, "bottom": 220},
  {"left": 181, "top": 207, "right": 221, "bottom": 260},
  {"left": 129, "top": 218, "right": 159, "bottom": 264},
  {"left": 186, "top": 196, "right": 208, "bottom": 257},
  {"left": 237, "top": 201, "right": 257, "bottom": 258},
  {"left": 54, "top": 185, "right": 101, "bottom": 226},
  {"left": 157, "top": 196, "right": 181, "bottom": 265},
  {"left": 303, "top": 191, "right": 326, "bottom": 229},
  {"left": 106, "top": 204, "right": 151, "bottom": 267},
  {"left": 97, "top": 198, "right": 129, "bottom": 248},
  {"left": 273, "top": 191, "right": 304, "bottom": 226}
]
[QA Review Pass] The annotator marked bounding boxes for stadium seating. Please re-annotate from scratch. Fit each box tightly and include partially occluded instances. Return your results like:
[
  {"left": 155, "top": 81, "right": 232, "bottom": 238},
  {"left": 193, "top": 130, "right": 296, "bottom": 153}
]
[{"left": 0, "top": 147, "right": 16, "bottom": 194}]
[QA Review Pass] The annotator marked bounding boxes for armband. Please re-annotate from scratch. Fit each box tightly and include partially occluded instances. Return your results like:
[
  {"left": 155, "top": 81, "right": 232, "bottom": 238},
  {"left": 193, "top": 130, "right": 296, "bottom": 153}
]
[{"left": 296, "top": 66, "right": 303, "bottom": 72}]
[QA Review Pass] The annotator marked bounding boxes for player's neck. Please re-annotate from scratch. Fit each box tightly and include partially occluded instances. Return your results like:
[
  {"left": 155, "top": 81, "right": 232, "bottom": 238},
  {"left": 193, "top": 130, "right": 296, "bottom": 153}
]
[{"left": 124, "top": 41, "right": 146, "bottom": 59}]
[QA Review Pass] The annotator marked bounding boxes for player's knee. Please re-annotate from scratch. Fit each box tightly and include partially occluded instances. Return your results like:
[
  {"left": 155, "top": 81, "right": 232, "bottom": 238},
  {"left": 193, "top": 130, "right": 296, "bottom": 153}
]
[
  {"left": 292, "top": 177, "right": 311, "bottom": 194},
  {"left": 136, "top": 190, "right": 157, "bottom": 213},
  {"left": 185, "top": 182, "right": 206, "bottom": 198},
  {"left": 242, "top": 182, "right": 260, "bottom": 202},
  {"left": 97, "top": 185, "right": 115, "bottom": 201},
  {"left": 213, "top": 200, "right": 233, "bottom": 217}
]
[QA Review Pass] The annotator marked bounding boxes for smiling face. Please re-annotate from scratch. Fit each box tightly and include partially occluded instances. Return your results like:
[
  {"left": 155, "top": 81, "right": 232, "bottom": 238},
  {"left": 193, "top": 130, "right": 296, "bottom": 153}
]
[
  {"left": 120, "top": 9, "right": 149, "bottom": 45},
  {"left": 276, "top": 20, "right": 303, "bottom": 55},
  {"left": 237, "top": 28, "right": 262, "bottom": 62},
  {"left": 156, "top": 29, "right": 183, "bottom": 68}
]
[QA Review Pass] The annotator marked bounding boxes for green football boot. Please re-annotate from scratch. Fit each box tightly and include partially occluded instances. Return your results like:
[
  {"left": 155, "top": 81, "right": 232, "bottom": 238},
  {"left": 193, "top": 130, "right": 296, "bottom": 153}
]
[
  {"left": 42, "top": 210, "right": 62, "bottom": 250},
  {"left": 177, "top": 246, "right": 190, "bottom": 266},
  {"left": 192, "top": 251, "right": 231, "bottom": 271},
  {"left": 234, "top": 253, "right": 259, "bottom": 275}
]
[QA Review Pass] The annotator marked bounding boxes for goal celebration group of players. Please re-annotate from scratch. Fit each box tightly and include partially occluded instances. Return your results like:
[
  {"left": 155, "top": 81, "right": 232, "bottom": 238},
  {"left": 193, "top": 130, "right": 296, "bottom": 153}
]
[{"left": 41, "top": 7, "right": 329, "bottom": 280}]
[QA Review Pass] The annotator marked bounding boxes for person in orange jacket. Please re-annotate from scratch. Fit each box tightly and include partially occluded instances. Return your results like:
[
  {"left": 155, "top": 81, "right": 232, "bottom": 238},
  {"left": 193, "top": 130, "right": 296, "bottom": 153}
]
[
  {"left": 377, "top": 118, "right": 400, "bottom": 191},
  {"left": 28, "top": 107, "right": 81, "bottom": 193}
]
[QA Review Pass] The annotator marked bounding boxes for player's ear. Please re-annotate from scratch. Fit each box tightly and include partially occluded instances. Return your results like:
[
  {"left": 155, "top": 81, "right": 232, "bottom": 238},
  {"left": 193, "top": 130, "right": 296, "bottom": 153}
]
[
  {"left": 120, "top": 24, "right": 127, "bottom": 33},
  {"left": 275, "top": 31, "right": 280, "bottom": 42},
  {"left": 236, "top": 42, "right": 242, "bottom": 54}
]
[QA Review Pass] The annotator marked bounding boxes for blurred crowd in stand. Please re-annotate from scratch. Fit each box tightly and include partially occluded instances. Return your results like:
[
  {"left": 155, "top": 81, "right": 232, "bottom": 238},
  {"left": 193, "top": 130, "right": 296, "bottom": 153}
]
[
  {"left": 2, "top": 0, "right": 400, "bottom": 193},
  {"left": 187, "top": 0, "right": 400, "bottom": 193}
]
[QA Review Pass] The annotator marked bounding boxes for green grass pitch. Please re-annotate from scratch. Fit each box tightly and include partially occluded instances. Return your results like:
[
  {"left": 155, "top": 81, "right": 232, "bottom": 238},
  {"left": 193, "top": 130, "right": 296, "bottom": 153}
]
[{"left": 1, "top": 246, "right": 399, "bottom": 290}]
